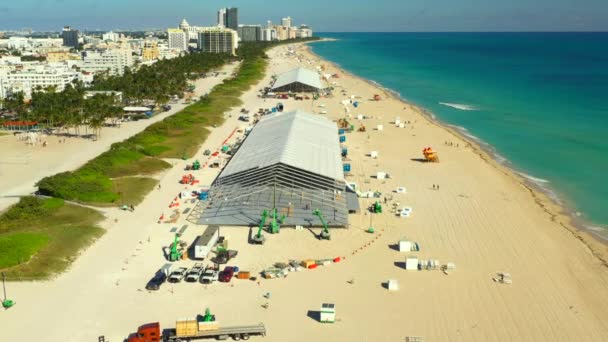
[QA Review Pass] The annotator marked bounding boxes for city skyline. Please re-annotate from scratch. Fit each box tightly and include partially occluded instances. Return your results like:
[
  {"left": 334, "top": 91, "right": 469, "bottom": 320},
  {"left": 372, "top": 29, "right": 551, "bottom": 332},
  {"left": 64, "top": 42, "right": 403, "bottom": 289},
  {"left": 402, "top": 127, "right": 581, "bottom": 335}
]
[{"left": 0, "top": 0, "right": 607, "bottom": 32}]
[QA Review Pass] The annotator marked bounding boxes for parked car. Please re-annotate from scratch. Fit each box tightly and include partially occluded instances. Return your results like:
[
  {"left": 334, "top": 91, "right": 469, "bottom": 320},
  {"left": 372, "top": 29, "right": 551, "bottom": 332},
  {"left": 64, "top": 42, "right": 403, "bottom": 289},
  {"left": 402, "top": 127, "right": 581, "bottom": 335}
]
[
  {"left": 145, "top": 272, "right": 167, "bottom": 290},
  {"left": 168, "top": 267, "right": 188, "bottom": 283},
  {"left": 200, "top": 267, "right": 219, "bottom": 284},
  {"left": 185, "top": 263, "right": 204, "bottom": 282},
  {"left": 218, "top": 266, "right": 235, "bottom": 283}
]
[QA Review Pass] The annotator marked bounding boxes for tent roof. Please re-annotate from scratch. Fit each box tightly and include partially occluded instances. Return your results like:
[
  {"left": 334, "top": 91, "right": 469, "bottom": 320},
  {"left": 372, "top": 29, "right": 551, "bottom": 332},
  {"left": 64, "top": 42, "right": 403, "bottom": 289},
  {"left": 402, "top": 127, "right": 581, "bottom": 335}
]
[
  {"left": 271, "top": 67, "right": 323, "bottom": 91},
  {"left": 219, "top": 110, "right": 344, "bottom": 182}
]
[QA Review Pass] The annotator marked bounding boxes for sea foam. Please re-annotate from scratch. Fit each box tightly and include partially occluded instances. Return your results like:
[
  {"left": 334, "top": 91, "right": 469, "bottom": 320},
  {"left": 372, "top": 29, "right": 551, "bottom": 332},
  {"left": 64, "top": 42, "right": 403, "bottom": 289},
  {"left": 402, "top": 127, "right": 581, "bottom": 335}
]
[{"left": 439, "top": 102, "right": 479, "bottom": 111}]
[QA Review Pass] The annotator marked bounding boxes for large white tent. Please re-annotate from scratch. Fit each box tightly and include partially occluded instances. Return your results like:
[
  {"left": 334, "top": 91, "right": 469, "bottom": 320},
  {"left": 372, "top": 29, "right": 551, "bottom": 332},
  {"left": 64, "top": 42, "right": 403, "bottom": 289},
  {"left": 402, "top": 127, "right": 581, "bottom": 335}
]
[
  {"left": 271, "top": 68, "right": 324, "bottom": 92},
  {"left": 196, "top": 110, "right": 351, "bottom": 227}
]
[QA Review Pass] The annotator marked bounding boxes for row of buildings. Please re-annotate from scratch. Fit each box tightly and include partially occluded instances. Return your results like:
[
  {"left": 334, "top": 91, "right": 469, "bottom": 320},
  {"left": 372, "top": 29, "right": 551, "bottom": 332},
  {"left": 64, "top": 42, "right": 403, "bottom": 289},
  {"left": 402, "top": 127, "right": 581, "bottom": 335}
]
[
  {"left": 0, "top": 31, "right": 185, "bottom": 100},
  {"left": 167, "top": 8, "right": 314, "bottom": 55}
]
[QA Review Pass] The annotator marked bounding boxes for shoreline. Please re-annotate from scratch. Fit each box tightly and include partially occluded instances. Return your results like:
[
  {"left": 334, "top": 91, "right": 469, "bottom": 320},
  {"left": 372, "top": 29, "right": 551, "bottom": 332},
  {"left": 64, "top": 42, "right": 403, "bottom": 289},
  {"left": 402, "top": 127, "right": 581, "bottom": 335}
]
[{"left": 302, "top": 41, "right": 608, "bottom": 263}]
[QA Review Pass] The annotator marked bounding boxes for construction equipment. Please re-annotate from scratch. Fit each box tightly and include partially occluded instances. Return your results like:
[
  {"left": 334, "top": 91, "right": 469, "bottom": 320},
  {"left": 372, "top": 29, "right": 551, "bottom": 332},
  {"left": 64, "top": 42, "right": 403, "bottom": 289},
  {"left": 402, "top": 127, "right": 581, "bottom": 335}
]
[
  {"left": 269, "top": 208, "right": 286, "bottom": 234},
  {"left": 422, "top": 147, "right": 439, "bottom": 162},
  {"left": 312, "top": 209, "right": 331, "bottom": 240},
  {"left": 2, "top": 273, "right": 15, "bottom": 309},
  {"left": 167, "top": 233, "right": 183, "bottom": 262},
  {"left": 370, "top": 201, "right": 382, "bottom": 214},
  {"left": 252, "top": 210, "right": 268, "bottom": 244},
  {"left": 358, "top": 124, "right": 366, "bottom": 132},
  {"left": 192, "top": 160, "right": 201, "bottom": 170}
]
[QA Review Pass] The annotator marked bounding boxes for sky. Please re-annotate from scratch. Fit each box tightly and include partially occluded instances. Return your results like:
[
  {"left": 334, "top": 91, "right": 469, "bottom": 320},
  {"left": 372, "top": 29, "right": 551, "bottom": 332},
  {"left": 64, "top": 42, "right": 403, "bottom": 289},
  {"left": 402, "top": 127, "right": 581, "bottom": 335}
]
[{"left": 0, "top": 0, "right": 607, "bottom": 32}]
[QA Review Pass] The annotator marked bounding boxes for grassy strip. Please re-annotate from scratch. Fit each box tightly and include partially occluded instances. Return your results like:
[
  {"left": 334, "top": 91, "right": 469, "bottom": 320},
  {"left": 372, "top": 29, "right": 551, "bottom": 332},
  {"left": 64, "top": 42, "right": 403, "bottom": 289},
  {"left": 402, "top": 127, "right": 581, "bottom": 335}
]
[
  {"left": 0, "top": 233, "right": 49, "bottom": 269},
  {"left": 0, "top": 197, "right": 104, "bottom": 279}
]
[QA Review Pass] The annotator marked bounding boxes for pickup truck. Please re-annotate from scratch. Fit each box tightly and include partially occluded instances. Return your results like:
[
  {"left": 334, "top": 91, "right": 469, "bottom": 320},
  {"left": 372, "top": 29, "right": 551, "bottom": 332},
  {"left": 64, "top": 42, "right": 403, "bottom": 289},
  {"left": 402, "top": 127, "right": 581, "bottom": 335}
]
[
  {"left": 168, "top": 267, "right": 188, "bottom": 283},
  {"left": 200, "top": 267, "right": 219, "bottom": 284},
  {"left": 185, "top": 263, "right": 204, "bottom": 282},
  {"left": 219, "top": 266, "right": 235, "bottom": 283}
]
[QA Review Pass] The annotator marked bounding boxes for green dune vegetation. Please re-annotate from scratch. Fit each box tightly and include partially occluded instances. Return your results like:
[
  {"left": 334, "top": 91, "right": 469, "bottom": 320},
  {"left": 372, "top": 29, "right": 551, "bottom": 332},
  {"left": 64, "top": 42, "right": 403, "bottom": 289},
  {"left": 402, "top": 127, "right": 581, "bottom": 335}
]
[{"left": 0, "top": 197, "right": 104, "bottom": 279}]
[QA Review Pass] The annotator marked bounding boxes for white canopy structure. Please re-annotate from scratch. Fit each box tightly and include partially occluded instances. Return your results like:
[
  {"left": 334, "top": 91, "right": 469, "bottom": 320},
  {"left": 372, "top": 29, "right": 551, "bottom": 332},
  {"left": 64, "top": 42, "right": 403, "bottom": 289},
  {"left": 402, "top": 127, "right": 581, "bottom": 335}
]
[
  {"left": 196, "top": 110, "right": 351, "bottom": 227},
  {"left": 271, "top": 67, "right": 324, "bottom": 92}
]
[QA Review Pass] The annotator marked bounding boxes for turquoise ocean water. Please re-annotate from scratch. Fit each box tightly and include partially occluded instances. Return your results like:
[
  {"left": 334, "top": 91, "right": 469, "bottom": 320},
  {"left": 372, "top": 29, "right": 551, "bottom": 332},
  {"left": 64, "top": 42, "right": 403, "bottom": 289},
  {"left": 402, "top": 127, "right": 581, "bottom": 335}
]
[{"left": 311, "top": 33, "right": 608, "bottom": 231}]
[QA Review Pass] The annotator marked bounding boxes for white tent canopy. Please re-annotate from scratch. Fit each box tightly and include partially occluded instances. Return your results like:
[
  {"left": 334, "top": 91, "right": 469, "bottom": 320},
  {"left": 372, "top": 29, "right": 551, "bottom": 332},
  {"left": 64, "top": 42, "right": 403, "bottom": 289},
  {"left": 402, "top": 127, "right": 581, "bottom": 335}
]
[{"left": 271, "top": 67, "right": 324, "bottom": 92}]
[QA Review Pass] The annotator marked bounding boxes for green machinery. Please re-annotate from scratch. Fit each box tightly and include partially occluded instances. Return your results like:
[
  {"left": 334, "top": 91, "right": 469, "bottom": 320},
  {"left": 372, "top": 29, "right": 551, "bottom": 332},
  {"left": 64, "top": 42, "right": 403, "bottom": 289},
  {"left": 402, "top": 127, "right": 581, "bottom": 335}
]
[
  {"left": 2, "top": 272, "right": 15, "bottom": 309},
  {"left": 168, "top": 233, "right": 183, "bottom": 261},
  {"left": 199, "top": 307, "right": 215, "bottom": 322},
  {"left": 252, "top": 210, "right": 268, "bottom": 244},
  {"left": 192, "top": 160, "right": 201, "bottom": 170},
  {"left": 269, "top": 207, "right": 286, "bottom": 234},
  {"left": 313, "top": 209, "right": 331, "bottom": 240},
  {"left": 371, "top": 201, "right": 382, "bottom": 214}
]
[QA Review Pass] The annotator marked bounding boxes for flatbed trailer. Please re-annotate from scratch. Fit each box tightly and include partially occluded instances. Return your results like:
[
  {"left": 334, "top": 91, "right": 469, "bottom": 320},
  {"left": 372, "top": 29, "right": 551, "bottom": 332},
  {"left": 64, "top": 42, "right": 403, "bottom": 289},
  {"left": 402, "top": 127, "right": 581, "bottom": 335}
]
[{"left": 165, "top": 323, "right": 266, "bottom": 341}]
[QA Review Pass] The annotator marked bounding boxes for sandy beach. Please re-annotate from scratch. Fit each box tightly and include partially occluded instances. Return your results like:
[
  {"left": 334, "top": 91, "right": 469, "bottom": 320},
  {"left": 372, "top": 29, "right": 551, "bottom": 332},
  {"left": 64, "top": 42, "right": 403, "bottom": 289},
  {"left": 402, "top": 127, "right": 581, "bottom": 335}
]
[{"left": 2, "top": 42, "right": 608, "bottom": 342}]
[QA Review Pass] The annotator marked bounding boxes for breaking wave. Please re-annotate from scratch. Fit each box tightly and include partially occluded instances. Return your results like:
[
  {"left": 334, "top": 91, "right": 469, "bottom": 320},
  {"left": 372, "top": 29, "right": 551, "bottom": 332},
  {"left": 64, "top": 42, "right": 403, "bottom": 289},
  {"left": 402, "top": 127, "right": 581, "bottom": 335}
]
[{"left": 439, "top": 102, "right": 479, "bottom": 111}]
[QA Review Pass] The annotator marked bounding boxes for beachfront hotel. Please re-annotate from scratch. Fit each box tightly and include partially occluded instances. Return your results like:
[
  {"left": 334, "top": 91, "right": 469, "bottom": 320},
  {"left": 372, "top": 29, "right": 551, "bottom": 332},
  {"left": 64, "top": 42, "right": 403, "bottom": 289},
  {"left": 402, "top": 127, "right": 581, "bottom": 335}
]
[
  {"left": 167, "top": 28, "right": 188, "bottom": 51},
  {"left": 197, "top": 27, "right": 238, "bottom": 55}
]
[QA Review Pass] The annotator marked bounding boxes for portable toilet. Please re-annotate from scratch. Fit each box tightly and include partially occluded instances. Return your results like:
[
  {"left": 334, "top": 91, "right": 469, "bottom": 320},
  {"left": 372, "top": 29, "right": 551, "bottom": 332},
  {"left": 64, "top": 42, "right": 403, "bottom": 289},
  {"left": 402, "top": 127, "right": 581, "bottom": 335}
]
[
  {"left": 221, "top": 145, "right": 230, "bottom": 153},
  {"left": 198, "top": 191, "right": 209, "bottom": 200},
  {"left": 320, "top": 303, "right": 336, "bottom": 323},
  {"left": 272, "top": 107, "right": 277, "bottom": 113},
  {"left": 343, "top": 164, "right": 351, "bottom": 172},
  {"left": 341, "top": 148, "right": 348, "bottom": 157},
  {"left": 339, "top": 135, "right": 346, "bottom": 143},
  {"left": 377, "top": 124, "right": 384, "bottom": 131},
  {"left": 399, "top": 240, "right": 412, "bottom": 252},
  {"left": 145, "top": 111, "right": 154, "bottom": 117},
  {"left": 338, "top": 128, "right": 345, "bottom": 135},
  {"left": 387, "top": 279, "right": 399, "bottom": 291},
  {"left": 405, "top": 257, "right": 419, "bottom": 270},
  {"left": 277, "top": 103, "right": 284, "bottom": 112},
  {"left": 353, "top": 101, "right": 359, "bottom": 108}
]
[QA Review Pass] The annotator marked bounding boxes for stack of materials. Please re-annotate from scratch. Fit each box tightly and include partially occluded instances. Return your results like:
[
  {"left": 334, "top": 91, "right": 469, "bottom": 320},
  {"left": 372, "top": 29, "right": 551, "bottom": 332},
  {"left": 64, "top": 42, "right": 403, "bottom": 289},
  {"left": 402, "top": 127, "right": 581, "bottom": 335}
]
[{"left": 418, "top": 259, "right": 440, "bottom": 271}]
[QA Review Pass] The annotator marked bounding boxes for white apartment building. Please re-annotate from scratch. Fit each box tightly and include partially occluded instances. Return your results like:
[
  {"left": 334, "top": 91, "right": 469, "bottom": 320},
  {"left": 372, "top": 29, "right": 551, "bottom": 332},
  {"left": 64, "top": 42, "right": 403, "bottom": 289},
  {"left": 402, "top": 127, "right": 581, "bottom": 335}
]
[
  {"left": 261, "top": 28, "right": 277, "bottom": 41},
  {"left": 167, "top": 28, "right": 188, "bottom": 51},
  {"left": 282, "top": 17, "right": 292, "bottom": 28},
  {"left": 81, "top": 49, "right": 134, "bottom": 76},
  {"left": 178, "top": 19, "right": 200, "bottom": 41},
  {"left": 0, "top": 64, "right": 80, "bottom": 99},
  {"left": 102, "top": 31, "right": 121, "bottom": 42},
  {"left": 8, "top": 37, "right": 29, "bottom": 50}
]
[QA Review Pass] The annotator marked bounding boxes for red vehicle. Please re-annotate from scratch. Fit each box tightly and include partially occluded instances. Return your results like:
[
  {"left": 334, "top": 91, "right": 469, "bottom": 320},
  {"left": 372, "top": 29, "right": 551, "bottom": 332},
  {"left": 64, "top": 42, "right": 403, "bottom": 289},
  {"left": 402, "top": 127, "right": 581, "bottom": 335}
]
[{"left": 218, "top": 266, "right": 235, "bottom": 282}]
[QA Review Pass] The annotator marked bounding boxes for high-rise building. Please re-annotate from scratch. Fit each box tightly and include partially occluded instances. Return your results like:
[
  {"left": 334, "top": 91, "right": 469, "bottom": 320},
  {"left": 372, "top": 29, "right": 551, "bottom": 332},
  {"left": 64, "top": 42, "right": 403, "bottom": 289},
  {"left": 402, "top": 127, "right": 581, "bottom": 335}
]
[
  {"left": 261, "top": 28, "right": 277, "bottom": 42},
  {"left": 282, "top": 17, "right": 292, "bottom": 28},
  {"left": 237, "top": 25, "right": 261, "bottom": 42},
  {"left": 224, "top": 8, "right": 238, "bottom": 30},
  {"left": 62, "top": 26, "right": 79, "bottom": 49},
  {"left": 167, "top": 28, "right": 188, "bottom": 51},
  {"left": 217, "top": 8, "right": 227, "bottom": 27},
  {"left": 276, "top": 26, "right": 289, "bottom": 41},
  {"left": 197, "top": 27, "right": 238, "bottom": 55}
]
